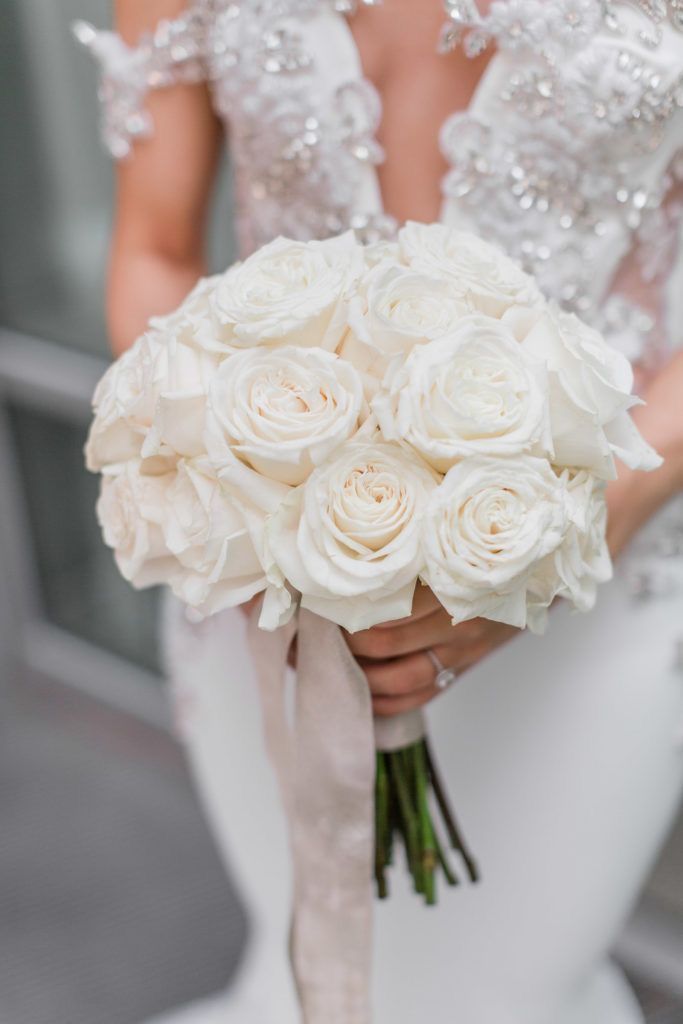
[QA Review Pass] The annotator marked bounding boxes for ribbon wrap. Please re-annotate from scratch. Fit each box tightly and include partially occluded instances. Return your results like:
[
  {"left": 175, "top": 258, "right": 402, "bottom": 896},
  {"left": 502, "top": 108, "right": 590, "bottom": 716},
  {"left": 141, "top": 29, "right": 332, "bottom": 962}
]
[
  {"left": 248, "top": 607, "right": 374, "bottom": 1022},
  {"left": 247, "top": 606, "right": 427, "bottom": 1022}
]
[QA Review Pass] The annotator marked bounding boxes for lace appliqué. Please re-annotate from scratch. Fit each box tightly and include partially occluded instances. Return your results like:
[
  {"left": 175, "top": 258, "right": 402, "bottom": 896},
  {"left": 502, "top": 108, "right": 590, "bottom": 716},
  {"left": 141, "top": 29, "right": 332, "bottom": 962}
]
[
  {"left": 73, "top": 11, "right": 208, "bottom": 159},
  {"left": 440, "top": 0, "right": 605, "bottom": 58},
  {"left": 609, "top": 0, "right": 683, "bottom": 46},
  {"left": 440, "top": 0, "right": 683, "bottom": 55},
  {"left": 76, "top": 1, "right": 395, "bottom": 248},
  {"left": 619, "top": 494, "right": 683, "bottom": 615},
  {"left": 202, "top": 0, "right": 395, "bottom": 252},
  {"left": 440, "top": 1, "right": 683, "bottom": 355}
]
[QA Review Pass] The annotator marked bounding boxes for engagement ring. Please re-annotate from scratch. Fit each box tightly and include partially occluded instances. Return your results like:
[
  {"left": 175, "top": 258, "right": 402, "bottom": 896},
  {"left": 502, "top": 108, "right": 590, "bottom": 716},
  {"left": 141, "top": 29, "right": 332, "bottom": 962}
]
[{"left": 426, "top": 648, "right": 458, "bottom": 691}]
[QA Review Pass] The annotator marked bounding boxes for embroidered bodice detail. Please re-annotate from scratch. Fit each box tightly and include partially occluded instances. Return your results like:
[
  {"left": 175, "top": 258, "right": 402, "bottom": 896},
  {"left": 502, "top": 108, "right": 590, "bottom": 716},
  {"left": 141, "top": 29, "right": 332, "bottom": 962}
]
[
  {"left": 75, "top": 0, "right": 393, "bottom": 250},
  {"left": 439, "top": 1, "right": 683, "bottom": 56},
  {"left": 437, "top": 1, "right": 683, "bottom": 356},
  {"left": 199, "top": 1, "right": 394, "bottom": 252},
  {"left": 73, "top": 13, "right": 208, "bottom": 159},
  {"left": 77, "top": 0, "right": 683, "bottom": 604},
  {"left": 76, "top": 1, "right": 683, "bottom": 345}
]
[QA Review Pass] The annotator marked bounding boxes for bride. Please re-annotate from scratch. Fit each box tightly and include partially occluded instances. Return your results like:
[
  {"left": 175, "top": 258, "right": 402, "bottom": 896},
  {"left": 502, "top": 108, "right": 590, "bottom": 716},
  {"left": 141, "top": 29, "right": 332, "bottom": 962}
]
[{"left": 77, "top": 1, "right": 683, "bottom": 1021}]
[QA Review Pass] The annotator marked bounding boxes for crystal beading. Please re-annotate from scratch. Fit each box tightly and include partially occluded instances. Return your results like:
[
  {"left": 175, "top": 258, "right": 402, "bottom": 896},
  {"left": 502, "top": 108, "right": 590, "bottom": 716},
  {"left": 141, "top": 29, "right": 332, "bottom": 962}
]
[{"left": 78, "top": 0, "right": 683, "bottom": 604}]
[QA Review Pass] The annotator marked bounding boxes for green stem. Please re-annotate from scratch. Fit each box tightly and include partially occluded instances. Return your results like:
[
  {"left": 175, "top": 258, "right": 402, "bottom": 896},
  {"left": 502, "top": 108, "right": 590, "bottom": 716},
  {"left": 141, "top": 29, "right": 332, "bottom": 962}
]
[
  {"left": 388, "top": 751, "right": 421, "bottom": 891},
  {"left": 374, "top": 753, "right": 389, "bottom": 899},
  {"left": 374, "top": 737, "right": 479, "bottom": 905},
  {"left": 414, "top": 743, "right": 437, "bottom": 905},
  {"left": 425, "top": 739, "right": 480, "bottom": 885},
  {"left": 433, "top": 823, "right": 458, "bottom": 888}
]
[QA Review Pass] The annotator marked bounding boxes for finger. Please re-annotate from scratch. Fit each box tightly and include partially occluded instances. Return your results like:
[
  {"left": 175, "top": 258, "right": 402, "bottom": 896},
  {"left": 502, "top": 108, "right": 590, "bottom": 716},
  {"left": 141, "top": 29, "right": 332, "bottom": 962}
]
[
  {"left": 363, "top": 645, "right": 462, "bottom": 697},
  {"left": 372, "top": 686, "right": 440, "bottom": 718},
  {"left": 348, "top": 609, "right": 450, "bottom": 660},
  {"left": 363, "top": 650, "right": 433, "bottom": 697},
  {"left": 384, "top": 615, "right": 518, "bottom": 662},
  {"left": 238, "top": 595, "right": 261, "bottom": 619}
]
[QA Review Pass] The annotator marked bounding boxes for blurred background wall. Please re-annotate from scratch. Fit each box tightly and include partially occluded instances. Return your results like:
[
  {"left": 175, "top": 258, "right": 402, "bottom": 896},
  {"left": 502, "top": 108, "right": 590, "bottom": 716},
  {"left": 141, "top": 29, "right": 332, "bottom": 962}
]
[
  {"left": 0, "top": 3, "right": 681, "bottom": 1024},
  {"left": 0, "top": 4, "right": 247, "bottom": 1023}
]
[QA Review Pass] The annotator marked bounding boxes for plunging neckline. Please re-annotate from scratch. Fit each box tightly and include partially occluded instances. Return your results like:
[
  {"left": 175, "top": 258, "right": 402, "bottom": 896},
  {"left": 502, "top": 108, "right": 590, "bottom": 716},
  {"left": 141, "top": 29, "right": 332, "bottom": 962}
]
[{"left": 333, "top": 2, "right": 502, "bottom": 224}]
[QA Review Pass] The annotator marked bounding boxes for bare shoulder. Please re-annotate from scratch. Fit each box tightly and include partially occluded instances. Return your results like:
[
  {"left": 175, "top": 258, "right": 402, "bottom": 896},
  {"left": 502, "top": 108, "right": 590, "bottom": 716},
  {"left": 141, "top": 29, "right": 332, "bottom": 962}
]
[{"left": 113, "top": 0, "right": 197, "bottom": 44}]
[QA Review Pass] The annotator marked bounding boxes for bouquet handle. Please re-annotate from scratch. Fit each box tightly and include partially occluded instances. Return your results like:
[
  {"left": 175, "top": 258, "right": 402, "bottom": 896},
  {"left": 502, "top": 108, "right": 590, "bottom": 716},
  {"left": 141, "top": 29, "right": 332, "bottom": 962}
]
[{"left": 374, "top": 708, "right": 426, "bottom": 751}]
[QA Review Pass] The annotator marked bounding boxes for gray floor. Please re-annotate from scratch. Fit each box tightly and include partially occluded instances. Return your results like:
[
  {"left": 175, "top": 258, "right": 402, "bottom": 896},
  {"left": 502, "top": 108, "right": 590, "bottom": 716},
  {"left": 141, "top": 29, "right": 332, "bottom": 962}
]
[
  {"left": 636, "top": 982, "right": 683, "bottom": 1024},
  {"left": 0, "top": 672, "right": 246, "bottom": 1024},
  {"left": 0, "top": 671, "right": 681, "bottom": 1024}
]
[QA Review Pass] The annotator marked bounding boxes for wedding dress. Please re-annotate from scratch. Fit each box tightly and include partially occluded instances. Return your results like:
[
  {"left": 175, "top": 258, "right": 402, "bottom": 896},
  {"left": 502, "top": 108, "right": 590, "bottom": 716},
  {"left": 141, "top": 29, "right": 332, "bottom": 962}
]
[{"left": 77, "top": 3, "right": 683, "bottom": 1022}]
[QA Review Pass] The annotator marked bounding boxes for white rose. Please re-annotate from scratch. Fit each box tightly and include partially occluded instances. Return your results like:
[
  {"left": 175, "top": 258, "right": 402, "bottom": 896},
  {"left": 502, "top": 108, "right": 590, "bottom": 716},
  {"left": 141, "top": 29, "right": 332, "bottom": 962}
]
[
  {"left": 96, "top": 461, "right": 177, "bottom": 588},
  {"left": 509, "top": 305, "right": 662, "bottom": 478},
  {"left": 551, "top": 470, "right": 612, "bottom": 612},
  {"left": 399, "top": 221, "right": 543, "bottom": 317},
  {"left": 264, "top": 441, "right": 437, "bottom": 631},
  {"left": 86, "top": 331, "right": 219, "bottom": 471},
  {"left": 524, "top": 470, "right": 612, "bottom": 631},
  {"left": 149, "top": 275, "right": 229, "bottom": 355},
  {"left": 205, "top": 346, "right": 364, "bottom": 487},
  {"left": 86, "top": 333, "right": 162, "bottom": 470},
  {"left": 421, "top": 455, "right": 570, "bottom": 629},
  {"left": 162, "top": 458, "right": 267, "bottom": 615},
  {"left": 363, "top": 239, "right": 401, "bottom": 269},
  {"left": 373, "top": 314, "right": 552, "bottom": 472},
  {"left": 97, "top": 458, "right": 267, "bottom": 615},
  {"left": 211, "top": 233, "right": 364, "bottom": 350},
  {"left": 348, "top": 261, "right": 472, "bottom": 358}
]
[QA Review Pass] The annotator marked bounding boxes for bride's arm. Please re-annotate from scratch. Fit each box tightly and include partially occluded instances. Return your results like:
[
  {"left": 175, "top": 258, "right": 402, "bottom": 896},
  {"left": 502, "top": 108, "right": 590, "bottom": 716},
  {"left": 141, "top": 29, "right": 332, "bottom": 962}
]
[
  {"left": 348, "top": 350, "right": 683, "bottom": 717},
  {"left": 107, "top": 0, "right": 222, "bottom": 355}
]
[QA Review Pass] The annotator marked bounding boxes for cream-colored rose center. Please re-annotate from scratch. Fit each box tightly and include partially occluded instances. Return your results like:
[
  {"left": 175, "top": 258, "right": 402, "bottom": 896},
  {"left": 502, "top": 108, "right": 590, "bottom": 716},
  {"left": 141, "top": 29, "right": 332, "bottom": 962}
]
[
  {"left": 333, "top": 464, "right": 407, "bottom": 551},
  {"left": 444, "top": 486, "right": 527, "bottom": 565},
  {"left": 247, "top": 368, "right": 335, "bottom": 432},
  {"left": 382, "top": 293, "right": 459, "bottom": 331},
  {"left": 433, "top": 351, "right": 527, "bottom": 438}
]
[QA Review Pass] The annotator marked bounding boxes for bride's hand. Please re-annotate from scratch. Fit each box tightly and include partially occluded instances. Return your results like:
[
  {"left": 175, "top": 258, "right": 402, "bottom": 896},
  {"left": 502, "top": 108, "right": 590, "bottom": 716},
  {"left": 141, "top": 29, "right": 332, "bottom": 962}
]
[{"left": 345, "top": 587, "right": 518, "bottom": 717}]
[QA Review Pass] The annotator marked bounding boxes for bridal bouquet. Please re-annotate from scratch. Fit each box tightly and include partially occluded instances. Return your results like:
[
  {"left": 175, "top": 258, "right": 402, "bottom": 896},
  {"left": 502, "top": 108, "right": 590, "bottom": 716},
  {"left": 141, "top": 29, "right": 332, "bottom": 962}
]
[{"left": 87, "top": 223, "right": 659, "bottom": 906}]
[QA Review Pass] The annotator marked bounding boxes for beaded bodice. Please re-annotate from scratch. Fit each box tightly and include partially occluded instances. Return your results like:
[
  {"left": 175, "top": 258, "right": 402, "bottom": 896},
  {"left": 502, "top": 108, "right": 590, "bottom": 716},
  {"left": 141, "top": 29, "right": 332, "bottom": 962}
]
[
  {"left": 76, "top": 0, "right": 683, "bottom": 603},
  {"left": 75, "top": 0, "right": 683, "bottom": 362}
]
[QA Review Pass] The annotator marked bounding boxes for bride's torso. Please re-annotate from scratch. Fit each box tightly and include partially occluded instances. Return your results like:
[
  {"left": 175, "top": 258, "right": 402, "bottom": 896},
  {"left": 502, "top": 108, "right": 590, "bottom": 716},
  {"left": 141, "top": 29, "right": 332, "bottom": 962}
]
[
  {"left": 79, "top": 1, "right": 683, "bottom": 338},
  {"left": 189, "top": 1, "right": 682, "bottom": 350},
  {"left": 79, "top": 0, "right": 683, "bottom": 591}
]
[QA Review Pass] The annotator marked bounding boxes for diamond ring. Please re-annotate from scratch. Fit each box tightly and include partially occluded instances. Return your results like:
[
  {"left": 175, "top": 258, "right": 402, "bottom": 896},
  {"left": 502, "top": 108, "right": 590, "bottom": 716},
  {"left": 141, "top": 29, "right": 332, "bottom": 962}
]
[{"left": 425, "top": 648, "right": 458, "bottom": 691}]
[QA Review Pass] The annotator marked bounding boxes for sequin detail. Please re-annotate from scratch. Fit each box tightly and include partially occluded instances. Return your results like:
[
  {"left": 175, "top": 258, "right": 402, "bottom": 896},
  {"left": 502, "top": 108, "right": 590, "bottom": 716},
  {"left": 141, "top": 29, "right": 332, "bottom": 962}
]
[
  {"left": 78, "top": 0, "right": 683, "bottom": 601},
  {"left": 202, "top": 1, "right": 391, "bottom": 250},
  {"left": 439, "top": 2, "right": 683, "bottom": 362},
  {"left": 620, "top": 493, "right": 683, "bottom": 609},
  {"left": 73, "top": 13, "right": 208, "bottom": 159},
  {"left": 439, "top": 0, "right": 683, "bottom": 55},
  {"left": 77, "top": 1, "right": 396, "bottom": 251}
]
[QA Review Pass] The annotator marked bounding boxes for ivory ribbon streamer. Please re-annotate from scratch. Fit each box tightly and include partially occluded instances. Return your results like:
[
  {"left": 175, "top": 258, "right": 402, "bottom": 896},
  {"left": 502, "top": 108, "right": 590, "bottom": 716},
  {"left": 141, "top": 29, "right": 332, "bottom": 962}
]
[{"left": 248, "top": 606, "right": 377, "bottom": 1023}]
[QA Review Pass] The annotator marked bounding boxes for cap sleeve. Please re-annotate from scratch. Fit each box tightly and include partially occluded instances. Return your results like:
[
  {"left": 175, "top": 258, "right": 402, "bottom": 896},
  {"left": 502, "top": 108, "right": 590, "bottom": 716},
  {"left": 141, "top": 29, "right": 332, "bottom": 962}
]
[{"left": 73, "top": 6, "right": 209, "bottom": 160}]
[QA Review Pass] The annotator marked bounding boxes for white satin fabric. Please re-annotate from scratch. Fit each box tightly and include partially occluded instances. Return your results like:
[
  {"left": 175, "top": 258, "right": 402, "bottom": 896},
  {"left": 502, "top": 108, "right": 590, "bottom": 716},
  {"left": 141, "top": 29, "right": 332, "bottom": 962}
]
[
  {"left": 163, "top": 527, "right": 683, "bottom": 1024},
  {"left": 77, "top": 2, "right": 683, "bottom": 1020}
]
